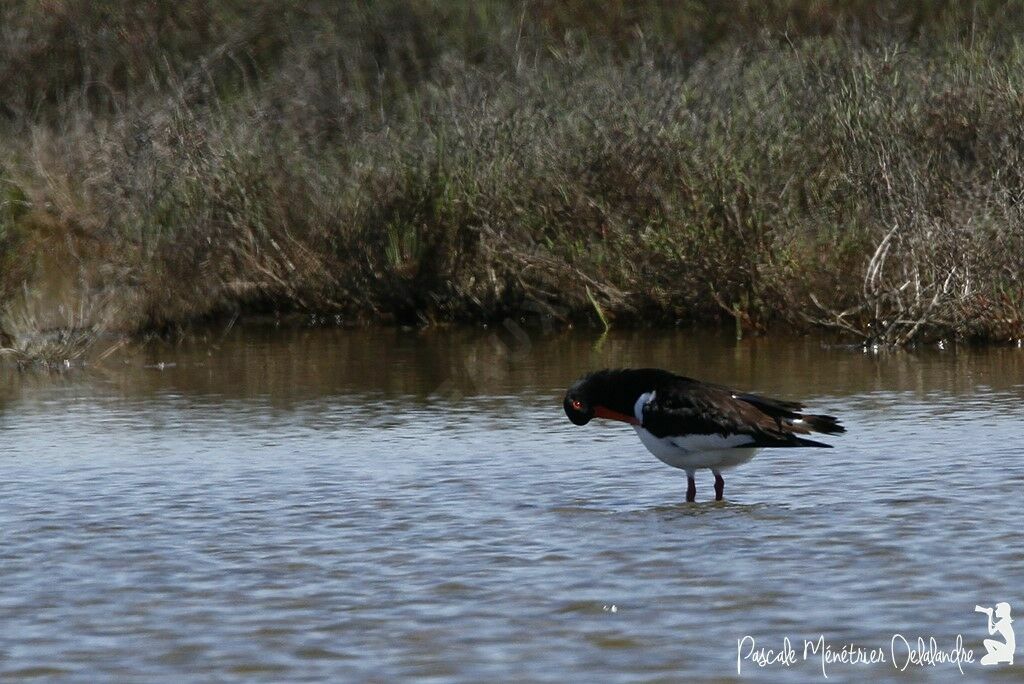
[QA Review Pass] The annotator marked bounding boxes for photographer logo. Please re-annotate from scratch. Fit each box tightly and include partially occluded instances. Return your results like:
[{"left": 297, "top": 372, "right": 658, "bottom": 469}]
[
  {"left": 976, "top": 603, "right": 1014, "bottom": 666},
  {"left": 736, "top": 602, "right": 1016, "bottom": 676}
]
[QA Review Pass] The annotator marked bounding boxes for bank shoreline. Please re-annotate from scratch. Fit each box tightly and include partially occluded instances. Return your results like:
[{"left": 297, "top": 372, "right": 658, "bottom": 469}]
[{"left": 3, "top": 3, "right": 1024, "bottom": 356}]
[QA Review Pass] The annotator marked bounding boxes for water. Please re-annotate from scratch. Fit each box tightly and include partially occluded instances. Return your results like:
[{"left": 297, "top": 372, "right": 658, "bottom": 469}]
[{"left": 2, "top": 327, "right": 1023, "bottom": 682}]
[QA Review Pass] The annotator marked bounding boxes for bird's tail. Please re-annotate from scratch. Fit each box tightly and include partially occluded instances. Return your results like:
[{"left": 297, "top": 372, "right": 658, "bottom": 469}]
[{"left": 798, "top": 413, "right": 845, "bottom": 435}]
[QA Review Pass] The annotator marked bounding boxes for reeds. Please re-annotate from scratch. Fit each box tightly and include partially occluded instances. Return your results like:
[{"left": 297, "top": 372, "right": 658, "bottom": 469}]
[{"left": 1, "top": 1, "right": 1023, "bottom": 352}]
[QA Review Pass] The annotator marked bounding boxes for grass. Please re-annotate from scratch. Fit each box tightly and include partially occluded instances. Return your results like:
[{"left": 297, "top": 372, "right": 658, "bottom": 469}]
[{"left": 2, "top": 1, "right": 1024, "bottom": 355}]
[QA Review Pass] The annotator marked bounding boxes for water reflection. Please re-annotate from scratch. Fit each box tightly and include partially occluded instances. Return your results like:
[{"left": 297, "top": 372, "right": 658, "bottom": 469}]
[{"left": 4, "top": 327, "right": 1024, "bottom": 406}]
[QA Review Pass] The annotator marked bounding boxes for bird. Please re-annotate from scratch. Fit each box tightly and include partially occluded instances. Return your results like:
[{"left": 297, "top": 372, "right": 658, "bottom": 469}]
[{"left": 563, "top": 368, "right": 845, "bottom": 502}]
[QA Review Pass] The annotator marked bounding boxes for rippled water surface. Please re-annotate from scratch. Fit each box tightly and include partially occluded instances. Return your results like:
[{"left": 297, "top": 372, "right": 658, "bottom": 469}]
[{"left": 2, "top": 328, "right": 1023, "bottom": 681}]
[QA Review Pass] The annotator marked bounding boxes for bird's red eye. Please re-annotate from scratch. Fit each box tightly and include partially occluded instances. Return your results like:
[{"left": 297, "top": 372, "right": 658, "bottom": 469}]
[{"left": 571, "top": 399, "right": 583, "bottom": 411}]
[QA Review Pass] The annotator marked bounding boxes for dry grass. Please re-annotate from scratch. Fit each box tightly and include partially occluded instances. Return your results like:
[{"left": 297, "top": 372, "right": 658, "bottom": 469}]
[{"left": 2, "top": 1, "right": 1024, "bottom": 354}]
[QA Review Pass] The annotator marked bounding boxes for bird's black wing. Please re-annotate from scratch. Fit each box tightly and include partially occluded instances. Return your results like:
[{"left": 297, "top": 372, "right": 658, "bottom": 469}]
[{"left": 641, "top": 379, "right": 837, "bottom": 447}]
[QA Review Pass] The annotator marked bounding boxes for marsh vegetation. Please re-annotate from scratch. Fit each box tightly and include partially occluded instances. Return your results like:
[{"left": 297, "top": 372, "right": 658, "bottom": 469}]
[{"left": 2, "top": 1, "right": 1023, "bottom": 356}]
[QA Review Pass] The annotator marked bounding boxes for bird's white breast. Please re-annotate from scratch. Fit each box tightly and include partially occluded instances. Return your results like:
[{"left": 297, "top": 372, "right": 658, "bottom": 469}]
[{"left": 632, "top": 391, "right": 758, "bottom": 471}]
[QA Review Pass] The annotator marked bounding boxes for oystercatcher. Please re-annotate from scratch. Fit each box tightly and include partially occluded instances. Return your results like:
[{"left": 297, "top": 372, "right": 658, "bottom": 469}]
[{"left": 563, "top": 369, "right": 845, "bottom": 502}]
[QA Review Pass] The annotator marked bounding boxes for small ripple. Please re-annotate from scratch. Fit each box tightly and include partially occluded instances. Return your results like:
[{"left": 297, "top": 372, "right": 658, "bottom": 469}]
[
  {"left": 554, "top": 601, "right": 613, "bottom": 615},
  {"left": 294, "top": 647, "right": 353, "bottom": 661},
  {"left": 585, "top": 633, "right": 643, "bottom": 650},
  {"left": 1, "top": 666, "right": 72, "bottom": 678}
]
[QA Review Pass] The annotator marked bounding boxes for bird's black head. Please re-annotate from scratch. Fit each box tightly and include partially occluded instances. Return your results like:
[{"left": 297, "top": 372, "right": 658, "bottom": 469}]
[
  {"left": 563, "top": 383, "right": 594, "bottom": 425},
  {"left": 563, "top": 369, "right": 670, "bottom": 427}
]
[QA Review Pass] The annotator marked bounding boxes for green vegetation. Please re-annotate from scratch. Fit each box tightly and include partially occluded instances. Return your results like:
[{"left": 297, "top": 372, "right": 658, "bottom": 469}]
[{"left": 2, "top": 1, "right": 1024, "bottom": 353}]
